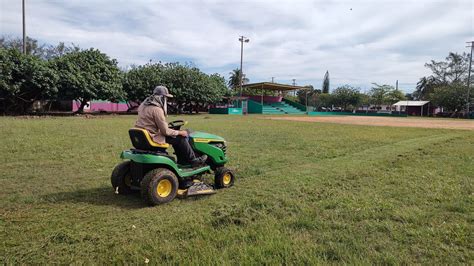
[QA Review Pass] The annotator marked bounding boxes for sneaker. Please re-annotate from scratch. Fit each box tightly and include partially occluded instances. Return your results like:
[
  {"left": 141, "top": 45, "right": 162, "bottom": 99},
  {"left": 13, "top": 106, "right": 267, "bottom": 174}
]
[{"left": 191, "top": 155, "right": 208, "bottom": 167}]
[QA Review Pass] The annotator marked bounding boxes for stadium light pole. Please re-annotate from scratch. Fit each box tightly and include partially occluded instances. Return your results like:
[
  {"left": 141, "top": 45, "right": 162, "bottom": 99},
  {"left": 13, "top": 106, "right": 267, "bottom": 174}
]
[
  {"left": 239, "top": 36, "right": 249, "bottom": 108},
  {"left": 22, "top": 0, "right": 26, "bottom": 54},
  {"left": 466, "top": 41, "right": 473, "bottom": 116}
]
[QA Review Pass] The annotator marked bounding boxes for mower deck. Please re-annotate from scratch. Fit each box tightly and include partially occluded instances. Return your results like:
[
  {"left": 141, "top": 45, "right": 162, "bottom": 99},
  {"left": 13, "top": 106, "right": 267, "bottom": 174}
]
[{"left": 177, "top": 181, "right": 216, "bottom": 198}]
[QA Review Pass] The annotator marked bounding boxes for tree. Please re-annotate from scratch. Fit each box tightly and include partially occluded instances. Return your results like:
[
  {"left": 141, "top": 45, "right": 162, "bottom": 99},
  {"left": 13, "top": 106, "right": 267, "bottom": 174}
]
[
  {"left": 368, "top": 83, "right": 406, "bottom": 111},
  {"left": 0, "top": 48, "right": 58, "bottom": 114},
  {"left": 162, "top": 63, "right": 228, "bottom": 114},
  {"left": 316, "top": 93, "right": 333, "bottom": 110},
  {"left": 331, "top": 85, "right": 362, "bottom": 110},
  {"left": 228, "top": 68, "right": 248, "bottom": 89},
  {"left": 123, "top": 62, "right": 228, "bottom": 114},
  {"left": 42, "top": 42, "right": 80, "bottom": 59},
  {"left": 369, "top": 84, "right": 390, "bottom": 108},
  {"left": 386, "top": 89, "right": 406, "bottom": 105},
  {"left": 359, "top": 93, "right": 371, "bottom": 112},
  {"left": 405, "top": 93, "right": 414, "bottom": 100},
  {"left": 413, "top": 76, "right": 437, "bottom": 100},
  {"left": 428, "top": 84, "right": 468, "bottom": 113},
  {"left": 1, "top": 36, "right": 45, "bottom": 58},
  {"left": 0, "top": 36, "right": 79, "bottom": 59},
  {"left": 297, "top": 85, "right": 316, "bottom": 105},
  {"left": 200, "top": 73, "right": 229, "bottom": 111},
  {"left": 322, "top": 70, "right": 330, "bottom": 93},
  {"left": 52, "top": 48, "right": 124, "bottom": 113},
  {"left": 414, "top": 52, "right": 470, "bottom": 100},
  {"left": 424, "top": 52, "right": 470, "bottom": 84},
  {"left": 123, "top": 62, "right": 164, "bottom": 110},
  {"left": 162, "top": 63, "right": 204, "bottom": 113}
]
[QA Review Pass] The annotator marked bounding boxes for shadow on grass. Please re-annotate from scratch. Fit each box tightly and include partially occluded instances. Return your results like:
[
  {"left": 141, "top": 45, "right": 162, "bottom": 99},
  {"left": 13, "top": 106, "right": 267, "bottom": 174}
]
[{"left": 42, "top": 187, "right": 148, "bottom": 209}]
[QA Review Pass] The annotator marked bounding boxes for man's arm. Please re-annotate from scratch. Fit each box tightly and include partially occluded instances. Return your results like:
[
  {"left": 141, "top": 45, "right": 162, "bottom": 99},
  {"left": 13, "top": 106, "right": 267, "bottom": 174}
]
[{"left": 153, "top": 108, "right": 187, "bottom": 137}]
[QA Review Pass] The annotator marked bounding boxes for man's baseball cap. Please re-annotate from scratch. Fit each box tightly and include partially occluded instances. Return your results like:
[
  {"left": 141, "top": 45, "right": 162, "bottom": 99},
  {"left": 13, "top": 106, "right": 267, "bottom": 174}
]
[{"left": 153, "top": 85, "right": 173, "bottom": 98}]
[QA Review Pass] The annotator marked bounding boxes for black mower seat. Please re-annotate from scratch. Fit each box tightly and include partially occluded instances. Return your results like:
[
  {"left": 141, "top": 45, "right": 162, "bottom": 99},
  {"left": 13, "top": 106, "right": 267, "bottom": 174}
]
[{"left": 129, "top": 128, "right": 170, "bottom": 151}]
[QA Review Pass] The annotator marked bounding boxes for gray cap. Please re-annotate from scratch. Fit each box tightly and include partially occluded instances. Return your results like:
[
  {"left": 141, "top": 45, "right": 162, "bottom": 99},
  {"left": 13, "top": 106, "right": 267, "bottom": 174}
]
[{"left": 153, "top": 85, "right": 173, "bottom": 98}]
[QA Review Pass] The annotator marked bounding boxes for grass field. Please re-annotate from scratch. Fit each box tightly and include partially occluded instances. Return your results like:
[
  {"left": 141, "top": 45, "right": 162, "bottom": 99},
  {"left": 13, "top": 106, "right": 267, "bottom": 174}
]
[{"left": 1, "top": 115, "right": 473, "bottom": 264}]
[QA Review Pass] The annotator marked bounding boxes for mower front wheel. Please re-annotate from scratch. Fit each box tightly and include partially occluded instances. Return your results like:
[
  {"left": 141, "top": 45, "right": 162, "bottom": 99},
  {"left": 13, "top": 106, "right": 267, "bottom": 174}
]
[
  {"left": 214, "top": 167, "right": 235, "bottom": 189},
  {"left": 141, "top": 168, "right": 179, "bottom": 206},
  {"left": 111, "top": 161, "right": 133, "bottom": 194}
]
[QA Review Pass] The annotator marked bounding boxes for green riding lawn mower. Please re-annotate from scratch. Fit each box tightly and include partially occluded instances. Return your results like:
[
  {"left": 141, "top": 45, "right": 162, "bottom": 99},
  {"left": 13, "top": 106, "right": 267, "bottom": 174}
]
[{"left": 111, "top": 120, "right": 235, "bottom": 206}]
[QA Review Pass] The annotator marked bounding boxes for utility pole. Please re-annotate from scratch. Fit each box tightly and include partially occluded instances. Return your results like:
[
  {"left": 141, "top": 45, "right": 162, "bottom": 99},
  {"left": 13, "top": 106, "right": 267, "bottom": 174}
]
[
  {"left": 22, "top": 0, "right": 26, "bottom": 54},
  {"left": 305, "top": 89, "right": 309, "bottom": 112},
  {"left": 396, "top": 80, "right": 400, "bottom": 114},
  {"left": 396, "top": 80, "right": 399, "bottom": 114},
  {"left": 238, "top": 36, "right": 249, "bottom": 108},
  {"left": 466, "top": 41, "right": 473, "bottom": 116}
]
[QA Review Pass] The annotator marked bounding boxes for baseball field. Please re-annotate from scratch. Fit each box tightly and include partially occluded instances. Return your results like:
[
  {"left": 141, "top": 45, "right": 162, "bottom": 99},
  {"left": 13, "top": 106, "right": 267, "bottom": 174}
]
[{"left": 1, "top": 115, "right": 472, "bottom": 264}]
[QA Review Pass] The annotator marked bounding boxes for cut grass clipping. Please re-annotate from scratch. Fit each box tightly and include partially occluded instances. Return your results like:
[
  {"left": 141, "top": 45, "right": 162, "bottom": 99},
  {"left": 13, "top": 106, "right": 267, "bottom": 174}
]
[{"left": 1, "top": 115, "right": 472, "bottom": 264}]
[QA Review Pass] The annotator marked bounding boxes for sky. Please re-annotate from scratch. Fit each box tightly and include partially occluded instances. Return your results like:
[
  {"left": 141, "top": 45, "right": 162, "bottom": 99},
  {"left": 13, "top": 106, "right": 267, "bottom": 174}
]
[{"left": 1, "top": 0, "right": 473, "bottom": 92}]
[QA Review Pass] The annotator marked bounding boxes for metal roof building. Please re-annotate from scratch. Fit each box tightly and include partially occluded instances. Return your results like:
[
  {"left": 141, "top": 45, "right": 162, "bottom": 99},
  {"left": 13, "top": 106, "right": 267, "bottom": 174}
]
[
  {"left": 393, "top": 101, "right": 430, "bottom": 107},
  {"left": 393, "top": 101, "right": 433, "bottom": 116}
]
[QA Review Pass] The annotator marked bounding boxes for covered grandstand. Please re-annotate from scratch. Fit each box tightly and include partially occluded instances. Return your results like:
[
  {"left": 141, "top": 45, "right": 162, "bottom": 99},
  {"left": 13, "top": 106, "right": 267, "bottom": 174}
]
[{"left": 241, "top": 82, "right": 307, "bottom": 114}]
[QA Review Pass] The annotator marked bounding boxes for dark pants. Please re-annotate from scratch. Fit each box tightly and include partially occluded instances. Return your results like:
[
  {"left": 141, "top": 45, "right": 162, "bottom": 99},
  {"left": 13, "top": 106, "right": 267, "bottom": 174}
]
[{"left": 165, "top": 136, "right": 196, "bottom": 164}]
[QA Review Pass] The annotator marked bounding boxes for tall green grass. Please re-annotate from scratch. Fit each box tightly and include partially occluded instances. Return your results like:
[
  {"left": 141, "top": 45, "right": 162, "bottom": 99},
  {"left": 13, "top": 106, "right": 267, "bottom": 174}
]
[{"left": 1, "top": 115, "right": 472, "bottom": 264}]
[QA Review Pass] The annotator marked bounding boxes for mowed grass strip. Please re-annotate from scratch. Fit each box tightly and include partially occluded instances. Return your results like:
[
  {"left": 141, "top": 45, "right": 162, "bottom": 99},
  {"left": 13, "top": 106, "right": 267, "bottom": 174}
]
[{"left": 0, "top": 115, "right": 472, "bottom": 264}]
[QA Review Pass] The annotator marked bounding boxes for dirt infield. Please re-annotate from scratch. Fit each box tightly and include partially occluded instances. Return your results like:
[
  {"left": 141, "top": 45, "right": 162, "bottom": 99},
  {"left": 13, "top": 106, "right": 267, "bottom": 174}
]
[{"left": 266, "top": 116, "right": 474, "bottom": 130}]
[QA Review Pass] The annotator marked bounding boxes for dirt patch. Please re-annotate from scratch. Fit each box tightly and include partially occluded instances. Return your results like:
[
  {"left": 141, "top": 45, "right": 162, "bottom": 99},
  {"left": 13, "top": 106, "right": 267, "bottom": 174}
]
[{"left": 266, "top": 116, "right": 474, "bottom": 130}]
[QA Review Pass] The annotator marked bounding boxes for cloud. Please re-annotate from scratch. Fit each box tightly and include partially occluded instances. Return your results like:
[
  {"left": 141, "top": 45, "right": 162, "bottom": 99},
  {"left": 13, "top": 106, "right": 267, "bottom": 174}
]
[{"left": 1, "top": 0, "right": 472, "bottom": 92}]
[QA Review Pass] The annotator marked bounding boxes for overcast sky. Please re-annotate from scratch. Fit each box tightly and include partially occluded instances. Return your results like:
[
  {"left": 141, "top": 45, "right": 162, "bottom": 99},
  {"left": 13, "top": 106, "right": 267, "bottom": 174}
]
[{"left": 1, "top": 0, "right": 473, "bottom": 92}]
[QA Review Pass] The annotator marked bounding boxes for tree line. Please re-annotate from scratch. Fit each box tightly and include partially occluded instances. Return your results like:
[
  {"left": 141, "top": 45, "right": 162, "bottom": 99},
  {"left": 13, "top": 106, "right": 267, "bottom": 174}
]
[
  {"left": 1, "top": 36, "right": 471, "bottom": 115},
  {"left": 296, "top": 83, "right": 406, "bottom": 112},
  {"left": 294, "top": 52, "right": 471, "bottom": 114},
  {"left": 0, "top": 37, "right": 229, "bottom": 114}
]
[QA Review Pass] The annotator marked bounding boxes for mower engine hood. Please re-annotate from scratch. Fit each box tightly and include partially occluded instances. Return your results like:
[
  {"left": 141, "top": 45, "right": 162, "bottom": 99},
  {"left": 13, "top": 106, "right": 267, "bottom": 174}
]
[{"left": 189, "top": 131, "right": 225, "bottom": 143}]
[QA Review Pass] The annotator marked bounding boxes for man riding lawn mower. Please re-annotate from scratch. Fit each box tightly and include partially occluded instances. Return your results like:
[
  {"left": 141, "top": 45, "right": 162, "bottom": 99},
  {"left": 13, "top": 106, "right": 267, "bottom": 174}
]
[{"left": 111, "top": 86, "right": 235, "bottom": 206}]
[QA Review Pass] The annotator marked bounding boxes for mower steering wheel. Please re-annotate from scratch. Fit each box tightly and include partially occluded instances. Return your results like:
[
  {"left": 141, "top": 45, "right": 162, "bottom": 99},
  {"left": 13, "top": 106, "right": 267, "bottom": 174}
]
[{"left": 168, "top": 120, "right": 187, "bottom": 130}]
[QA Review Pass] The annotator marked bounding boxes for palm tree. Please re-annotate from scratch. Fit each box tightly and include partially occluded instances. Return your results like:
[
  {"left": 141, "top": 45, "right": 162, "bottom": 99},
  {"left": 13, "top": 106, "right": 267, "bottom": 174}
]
[
  {"left": 413, "top": 76, "right": 437, "bottom": 100},
  {"left": 228, "top": 68, "right": 249, "bottom": 89}
]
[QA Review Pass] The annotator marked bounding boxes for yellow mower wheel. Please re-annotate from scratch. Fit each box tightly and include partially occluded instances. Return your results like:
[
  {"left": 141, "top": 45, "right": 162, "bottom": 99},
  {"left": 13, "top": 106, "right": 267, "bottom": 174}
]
[
  {"left": 141, "top": 168, "right": 178, "bottom": 206},
  {"left": 214, "top": 167, "right": 235, "bottom": 189},
  {"left": 156, "top": 179, "right": 172, "bottom": 197}
]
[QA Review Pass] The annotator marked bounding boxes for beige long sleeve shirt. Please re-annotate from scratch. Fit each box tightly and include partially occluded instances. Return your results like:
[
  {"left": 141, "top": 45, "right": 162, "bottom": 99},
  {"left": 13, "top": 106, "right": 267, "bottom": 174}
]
[{"left": 134, "top": 103, "right": 179, "bottom": 144}]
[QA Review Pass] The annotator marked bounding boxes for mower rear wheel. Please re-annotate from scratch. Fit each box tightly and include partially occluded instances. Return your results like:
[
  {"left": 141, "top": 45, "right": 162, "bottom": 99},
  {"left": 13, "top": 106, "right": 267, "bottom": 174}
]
[
  {"left": 214, "top": 167, "right": 235, "bottom": 189},
  {"left": 111, "top": 161, "right": 133, "bottom": 194},
  {"left": 141, "top": 168, "right": 178, "bottom": 206}
]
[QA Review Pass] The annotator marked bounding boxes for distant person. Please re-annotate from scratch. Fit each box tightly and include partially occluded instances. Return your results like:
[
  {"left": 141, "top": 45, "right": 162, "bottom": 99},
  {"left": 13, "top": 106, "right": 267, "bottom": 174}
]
[{"left": 135, "top": 86, "right": 207, "bottom": 166}]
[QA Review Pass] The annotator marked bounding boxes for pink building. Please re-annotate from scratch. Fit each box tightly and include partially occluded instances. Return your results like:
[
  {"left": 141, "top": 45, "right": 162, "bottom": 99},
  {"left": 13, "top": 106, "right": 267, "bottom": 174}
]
[{"left": 72, "top": 100, "right": 131, "bottom": 112}]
